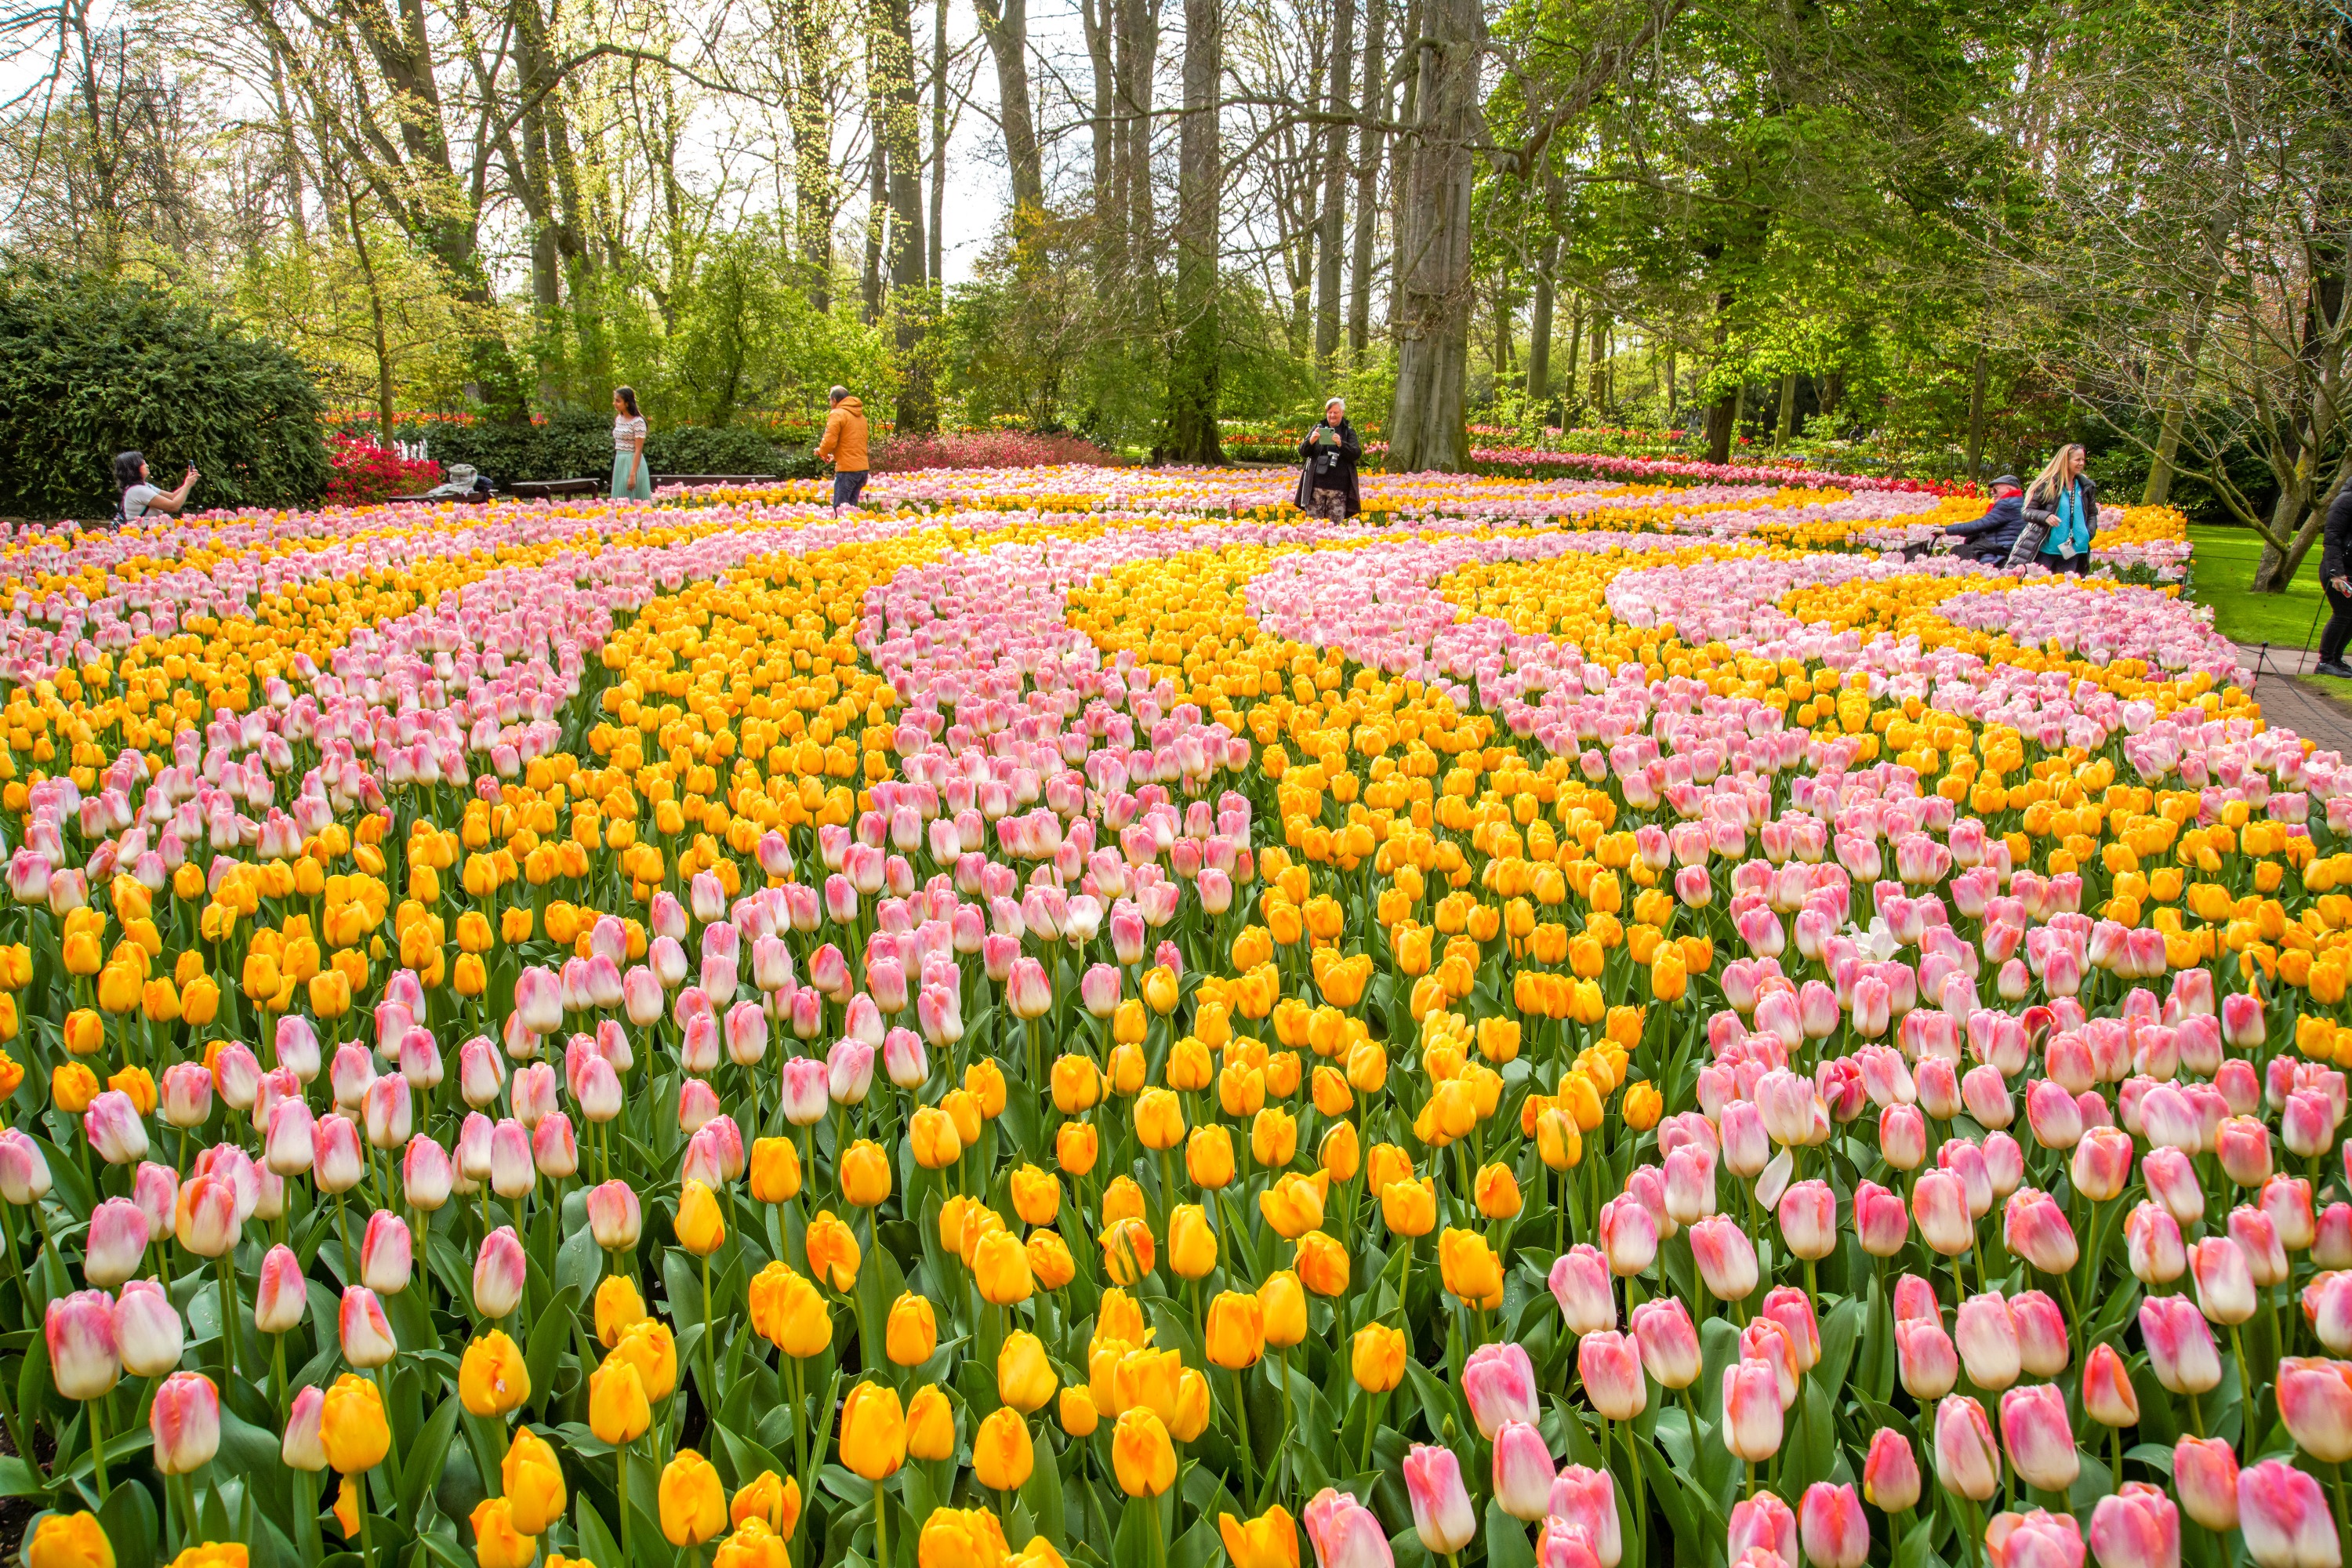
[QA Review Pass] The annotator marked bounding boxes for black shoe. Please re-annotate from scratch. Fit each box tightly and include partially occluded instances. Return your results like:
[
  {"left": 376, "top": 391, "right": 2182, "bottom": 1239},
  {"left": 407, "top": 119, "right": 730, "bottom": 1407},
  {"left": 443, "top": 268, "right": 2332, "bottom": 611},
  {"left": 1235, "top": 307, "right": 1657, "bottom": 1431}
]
[{"left": 2315, "top": 661, "right": 2352, "bottom": 678}]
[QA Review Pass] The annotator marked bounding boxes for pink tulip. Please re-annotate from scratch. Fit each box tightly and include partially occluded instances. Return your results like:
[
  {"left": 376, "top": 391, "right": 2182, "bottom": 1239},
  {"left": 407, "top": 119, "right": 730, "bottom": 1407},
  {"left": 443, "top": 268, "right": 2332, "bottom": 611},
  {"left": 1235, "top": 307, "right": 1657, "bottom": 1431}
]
[
  {"left": 1578, "top": 1330, "right": 1647, "bottom": 1421},
  {"left": 2011, "top": 1290, "right": 2070, "bottom": 1378},
  {"left": 83, "top": 1091, "right": 149, "bottom": 1166},
  {"left": 2239, "top": 1458, "right": 2340, "bottom": 1568},
  {"left": 1761, "top": 1287, "right": 1820, "bottom": 1373},
  {"left": 2173, "top": 1436, "right": 2238, "bottom": 1531},
  {"left": 1690, "top": 1215, "right": 1760, "bottom": 1303},
  {"left": 2220, "top": 990, "right": 2267, "bottom": 1050},
  {"left": 1539, "top": 1522, "right": 1603, "bottom": 1568},
  {"left": 2280, "top": 1357, "right": 2352, "bottom": 1465},
  {"left": 150, "top": 1370, "right": 221, "bottom": 1475},
  {"left": 360, "top": 1207, "right": 412, "bottom": 1294},
  {"left": 312, "top": 1113, "right": 365, "bottom": 1194},
  {"left": 1911, "top": 1170, "right": 1973, "bottom": 1257},
  {"left": 1549, "top": 1245, "right": 1616, "bottom": 1335},
  {"left": 2188, "top": 1236, "right": 2257, "bottom": 1323},
  {"left": 2139, "top": 1295, "right": 2223, "bottom": 1394},
  {"left": 1401, "top": 1444, "right": 1475, "bottom": 1555},
  {"left": 173, "top": 1173, "right": 241, "bottom": 1258},
  {"left": 1548, "top": 1465, "right": 1621, "bottom": 1568},
  {"left": 1630, "top": 1298, "right": 1701, "bottom": 1390},
  {"left": 2089, "top": 1484, "right": 2179, "bottom": 1568},
  {"left": 1896, "top": 1316, "right": 1958, "bottom": 1400},
  {"left": 2219, "top": 1115, "right": 2274, "bottom": 1188},
  {"left": 2082, "top": 1343, "right": 2140, "bottom": 1428},
  {"left": 2071, "top": 1126, "right": 2134, "bottom": 1202},
  {"left": 1490, "top": 1420, "right": 1555, "bottom": 1521},
  {"left": 1597, "top": 1193, "right": 1660, "bottom": 1276},
  {"left": 2233, "top": 1205, "right": 2291, "bottom": 1287},
  {"left": 1998, "top": 1382, "right": 2079, "bottom": 1492},
  {"left": 158, "top": 1062, "right": 213, "bottom": 1129},
  {"left": 0, "top": 1128, "right": 53, "bottom": 1205},
  {"left": 2266, "top": 1176, "right": 2319, "bottom": 1253},
  {"left": 1862, "top": 1428, "right": 1919, "bottom": 1512},
  {"left": 1777, "top": 1180, "right": 1837, "bottom": 1261},
  {"left": 2003, "top": 1189, "right": 2078, "bottom": 1275},
  {"left": 1461, "top": 1341, "right": 1539, "bottom": 1437},
  {"left": 1954, "top": 1291, "right": 2021, "bottom": 1392},
  {"left": 588, "top": 1180, "right": 642, "bottom": 1250},
  {"left": 1722, "top": 1358, "right": 1784, "bottom": 1462},
  {"left": 2310, "top": 1272, "right": 2352, "bottom": 1354},
  {"left": 1800, "top": 1483, "right": 1868, "bottom": 1568},
  {"left": 780, "top": 1056, "right": 829, "bottom": 1125},
  {"left": 282, "top": 1384, "right": 328, "bottom": 1472},
  {"left": 256, "top": 1244, "right": 307, "bottom": 1334},
  {"left": 84, "top": 1197, "right": 149, "bottom": 1289},
  {"left": 115, "top": 1277, "right": 183, "bottom": 1377},
  {"left": 474, "top": 1226, "right": 528, "bottom": 1319},
  {"left": 2142, "top": 1145, "right": 2204, "bottom": 1227},
  {"left": 339, "top": 1285, "right": 398, "bottom": 1368},
  {"left": 2125, "top": 1201, "right": 2187, "bottom": 1285},
  {"left": 1933, "top": 1395, "right": 2000, "bottom": 1501},
  {"left": 1852, "top": 1181, "right": 1910, "bottom": 1256},
  {"left": 1730, "top": 1491, "right": 1798, "bottom": 1564},
  {"left": 1987, "top": 1510, "right": 2085, "bottom": 1568},
  {"left": 1878, "top": 1105, "right": 1927, "bottom": 1171}
]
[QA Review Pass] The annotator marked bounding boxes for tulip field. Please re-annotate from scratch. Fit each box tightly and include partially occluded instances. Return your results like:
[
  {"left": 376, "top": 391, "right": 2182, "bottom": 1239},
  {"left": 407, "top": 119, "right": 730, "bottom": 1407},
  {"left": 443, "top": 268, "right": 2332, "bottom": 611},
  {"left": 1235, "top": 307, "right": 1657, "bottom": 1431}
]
[{"left": 0, "top": 463, "right": 2322, "bottom": 1568}]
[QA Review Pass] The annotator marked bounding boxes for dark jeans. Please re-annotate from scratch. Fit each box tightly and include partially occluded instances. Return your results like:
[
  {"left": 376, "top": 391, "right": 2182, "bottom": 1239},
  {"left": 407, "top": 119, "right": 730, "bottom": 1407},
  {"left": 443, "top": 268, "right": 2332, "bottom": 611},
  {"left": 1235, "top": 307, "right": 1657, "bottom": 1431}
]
[
  {"left": 2322, "top": 574, "right": 2352, "bottom": 666},
  {"left": 832, "top": 469, "right": 869, "bottom": 507},
  {"left": 2042, "top": 550, "right": 2090, "bottom": 575}
]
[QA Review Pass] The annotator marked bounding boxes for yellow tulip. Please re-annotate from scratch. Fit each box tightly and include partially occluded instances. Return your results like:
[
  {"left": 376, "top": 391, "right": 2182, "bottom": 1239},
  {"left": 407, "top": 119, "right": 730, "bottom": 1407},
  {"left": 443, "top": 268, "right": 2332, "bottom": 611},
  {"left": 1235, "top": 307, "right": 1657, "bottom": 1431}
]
[
  {"left": 676, "top": 1179, "right": 726, "bottom": 1257},
  {"left": 905, "top": 1383, "right": 956, "bottom": 1461},
  {"left": 1111, "top": 1409, "right": 1177, "bottom": 1496},
  {"left": 919, "top": 1508, "right": 1011, "bottom": 1568},
  {"left": 1167, "top": 1203, "right": 1218, "bottom": 1280},
  {"left": 729, "top": 1470, "right": 801, "bottom": 1534},
  {"left": 659, "top": 1449, "right": 728, "bottom": 1547},
  {"left": 467, "top": 1500, "right": 537, "bottom": 1568},
  {"left": 500, "top": 1426, "right": 568, "bottom": 1534},
  {"left": 458, "top": 1330, "right": 531, "bottom": 1417},
  {"left": 997, "top": 1330, "right": 1059, "bottom": 1414},
  {"left": 1439, "top": 1226, "right": 1504, "bottom": 1309},
  {"left": 589, "top": 1359, "right": 652, "bottom": 1446},
  {"left": 1204, "top": 1291, "right": 1264, "bottom": 1370},
  {"left": 838, "top": 1381, "right": 906, "bottom": 1480},
  {"left": 24, "top": 1512, "right": 114, "bottom": 1568},
  {"left": 1218, "top": 1504, "right": 1301, "bottom": 1568},
  {"left": 1257, "top": 1269, "right": 1307, "bottom": 1349},
  {"left": 972, "top": 1406, "right": 1035, "bottom": 1491},
  {"left": 320, "top": 1373, "right": 390, "bottom": 1473},
  {"left": 838, "top": 1138, "right": 892, "bottom": 1207},
  {"left": 750, "top": 1138, "right": 802, "bottom": 1203},
  {"left": 1352, "top": 1323, "right": 1407, "bottom": 1392},
  {"left": 972, "top": 1228, "right": 1033, "bottom": 1305},
  {"left": 886, "top": 1292, "right": 938, "bottom": 1367}
]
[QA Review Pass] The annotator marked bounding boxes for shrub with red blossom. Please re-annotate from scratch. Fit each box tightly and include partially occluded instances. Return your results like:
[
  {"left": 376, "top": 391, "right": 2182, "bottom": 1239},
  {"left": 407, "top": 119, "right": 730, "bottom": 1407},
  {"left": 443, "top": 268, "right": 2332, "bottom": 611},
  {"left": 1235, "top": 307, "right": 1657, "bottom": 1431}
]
[
  {"left": 869, "top": 430, "right": 1116, "bottom": 472},
  {"left": 323, "top": 435, "right": 441, "bottom": 506}
]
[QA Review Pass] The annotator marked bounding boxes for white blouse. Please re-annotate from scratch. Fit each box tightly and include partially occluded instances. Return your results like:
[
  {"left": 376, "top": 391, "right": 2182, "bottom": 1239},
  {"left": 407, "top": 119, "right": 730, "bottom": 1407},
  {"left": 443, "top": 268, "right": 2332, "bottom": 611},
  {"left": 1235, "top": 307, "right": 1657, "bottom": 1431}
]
[{"left": 614, "top": 415, "right": 647, "bottom": 453}]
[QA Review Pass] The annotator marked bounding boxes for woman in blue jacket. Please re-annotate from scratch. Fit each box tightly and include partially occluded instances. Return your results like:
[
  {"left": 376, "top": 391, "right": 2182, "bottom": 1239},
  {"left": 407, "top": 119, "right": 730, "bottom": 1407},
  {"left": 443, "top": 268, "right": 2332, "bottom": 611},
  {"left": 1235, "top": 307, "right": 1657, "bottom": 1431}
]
[{"left": 2008, "top": 445, "right": 2099, "bottom": 574}]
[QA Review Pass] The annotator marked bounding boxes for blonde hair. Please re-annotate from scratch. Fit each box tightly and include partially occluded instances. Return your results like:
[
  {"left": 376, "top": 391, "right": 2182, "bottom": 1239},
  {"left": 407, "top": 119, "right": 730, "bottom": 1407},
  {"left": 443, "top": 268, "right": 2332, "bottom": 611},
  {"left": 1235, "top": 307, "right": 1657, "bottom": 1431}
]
[{"left": 2028, "top": 445, "right": 2085, "bottom": 505}]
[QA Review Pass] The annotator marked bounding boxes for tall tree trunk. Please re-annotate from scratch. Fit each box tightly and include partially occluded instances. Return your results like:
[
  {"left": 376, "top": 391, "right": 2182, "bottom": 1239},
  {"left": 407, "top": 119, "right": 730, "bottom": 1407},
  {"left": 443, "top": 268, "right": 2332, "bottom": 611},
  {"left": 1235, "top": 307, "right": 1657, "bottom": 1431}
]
[
  {"left": 1386, "top": 0, "right": 1481, "bottom": 472},
  {"left": 1774, "top": 371, "right": 1797, "bottom": 446},
  {"left": 1163, "top": 0, "right": 1223, "bottom": 462},
  {"left": 1385, "top": 0, "right": 1421, "bottom": 337},
  {"left": 1586, "top": 310, "right": 1610, "bottom": 411},
  {"left": 1703, "top": 285, "right": 1737, "bottom": 463},
  {"left": 930, "top": 0, "right": 947, "bottom": 285},
  {"left": 1080, "top": 0, "right": 1118, "bottom": 284},
  {"left": 1965, "top": 345, "right": 1989, "bottom": 482},
  {"left": 1526, "top": 234, "right": 1555, "bottom": 403},
  {"left": 975, "top": 0, "right": 1044, "bottom": 260},
  {"left": 1347, "top": 0, "right": 1385, "bottom": 358},
  {"left": 1314, "top": 0, "right": 1356, "bottom": 370},
  {"left": 862, "top": 33, "right": 887, "bottom": 328},
  {"left": 1114, "top": 0, "right": 1159, "bottom": 274},
  {"left": 875, "top": 0, "right": 935, "bottom": 431},
  {"left": 1563, "top": 293, "right": 1582, "bottom": 412},
  {"left": 789, "top": 0, "right": 837, "bottom": 309}
]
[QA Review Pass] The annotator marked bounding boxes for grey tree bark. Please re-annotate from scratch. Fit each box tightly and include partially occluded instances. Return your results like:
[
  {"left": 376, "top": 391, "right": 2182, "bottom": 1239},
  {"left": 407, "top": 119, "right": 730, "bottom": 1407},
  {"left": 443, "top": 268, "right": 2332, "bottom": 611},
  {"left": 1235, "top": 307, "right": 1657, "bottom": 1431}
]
[
  {"left": 1163, "top": 0, "right": 1224, "bottom": 462},
  {"left": 1347, "top": 0, "right": 1385, "bottom": 357},
  {"left": 1314, "top": 0, "right": 1356, "bottom": 370},
  {"left": 1385, "top": 0, "right": 1481, "bottom": 473}
]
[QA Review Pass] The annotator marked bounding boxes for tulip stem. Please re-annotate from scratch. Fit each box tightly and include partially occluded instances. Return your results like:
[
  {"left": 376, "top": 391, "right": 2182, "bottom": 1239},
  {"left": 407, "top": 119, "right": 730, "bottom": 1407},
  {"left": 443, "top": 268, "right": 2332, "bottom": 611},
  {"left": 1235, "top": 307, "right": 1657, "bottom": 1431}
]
[
  {"left": 873, "top": 1475, "right": 890, "bottom": 1568},
  {"left": 1622, "top": 1417, "right": 1646, "bottom": 1568},
  {"left": 1232, "top": 1364, "right": 1258, "bottom": 1512},
  {"left": 1276, "top": 1348, "right": 1294, "bottom": 1501},
  {"left": 618, "top": 1438, "right": 631, "bottom": 1565},
  {"left": 357, "top": 1474, "right": 378, "bottom": 1568},
  {"left": 217, "top": 1248, "right": 244, "bottom": 1385},
  {"left": 86, "top": 1394, "right": 108, "bottom": 1498}
]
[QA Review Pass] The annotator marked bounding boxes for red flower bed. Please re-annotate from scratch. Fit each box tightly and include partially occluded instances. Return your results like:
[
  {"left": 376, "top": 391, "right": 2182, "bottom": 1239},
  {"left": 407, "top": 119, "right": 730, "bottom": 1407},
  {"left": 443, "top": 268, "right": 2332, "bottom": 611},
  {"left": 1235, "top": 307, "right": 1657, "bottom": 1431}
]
[
  {"left": 323, "top": 435, "right": 442, "bottom": 506},
  {"left": 870, "top": 430, "right": 1116, "bottom": 472}
]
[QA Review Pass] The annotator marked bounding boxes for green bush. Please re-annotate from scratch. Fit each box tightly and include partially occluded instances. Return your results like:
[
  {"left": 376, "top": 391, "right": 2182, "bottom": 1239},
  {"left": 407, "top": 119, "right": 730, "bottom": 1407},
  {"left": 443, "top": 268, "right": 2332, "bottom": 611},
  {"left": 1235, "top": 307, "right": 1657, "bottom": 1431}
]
[
  {"left": 0, "top": 265, "right": 328, "bottom": 521},
  {"left": 395, "top": 411, "right": 817, "bottom": 484}
]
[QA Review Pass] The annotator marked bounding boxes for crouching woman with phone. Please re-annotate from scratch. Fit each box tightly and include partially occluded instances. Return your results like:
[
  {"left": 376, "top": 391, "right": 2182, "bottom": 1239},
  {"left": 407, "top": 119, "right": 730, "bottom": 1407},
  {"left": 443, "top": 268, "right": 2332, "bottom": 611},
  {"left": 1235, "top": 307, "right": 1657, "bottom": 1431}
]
[{"left": 113, "top": 451, "right": 198, "bottom": 525}]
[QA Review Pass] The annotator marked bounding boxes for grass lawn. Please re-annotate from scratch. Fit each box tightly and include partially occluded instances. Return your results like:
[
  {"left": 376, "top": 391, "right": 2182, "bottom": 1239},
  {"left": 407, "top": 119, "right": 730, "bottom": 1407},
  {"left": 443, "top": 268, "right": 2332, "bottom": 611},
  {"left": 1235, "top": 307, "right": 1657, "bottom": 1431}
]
[{"left": 2186, "top": 524, "right": 2352, "bottom": 701}]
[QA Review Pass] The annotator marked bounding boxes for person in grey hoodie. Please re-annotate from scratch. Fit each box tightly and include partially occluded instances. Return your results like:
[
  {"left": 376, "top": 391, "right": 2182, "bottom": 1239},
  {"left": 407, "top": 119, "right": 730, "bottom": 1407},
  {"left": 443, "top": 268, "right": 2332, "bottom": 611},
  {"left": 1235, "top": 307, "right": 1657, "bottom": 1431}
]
[{"left": 2317, "top": 482, "right": 2352, "bottom": 677}]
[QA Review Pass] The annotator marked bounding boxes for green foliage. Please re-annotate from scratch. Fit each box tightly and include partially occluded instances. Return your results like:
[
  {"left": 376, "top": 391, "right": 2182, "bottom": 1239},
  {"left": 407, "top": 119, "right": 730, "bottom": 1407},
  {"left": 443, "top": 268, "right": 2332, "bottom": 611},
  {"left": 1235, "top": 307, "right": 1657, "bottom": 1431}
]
[
  {"left": 400, "top": 412, "right": 816, "bottom": 484},
  {"left": 0, "top": 264, "right": 328, "bottom": 521}
]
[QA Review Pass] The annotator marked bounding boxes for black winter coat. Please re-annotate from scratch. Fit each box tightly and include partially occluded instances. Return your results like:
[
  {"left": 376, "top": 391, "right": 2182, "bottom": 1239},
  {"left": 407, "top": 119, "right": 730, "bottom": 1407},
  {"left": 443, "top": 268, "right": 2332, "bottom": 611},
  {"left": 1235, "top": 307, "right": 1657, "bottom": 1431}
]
[
  {"left": 1296, "top": 420, "right": 1362, "bottom": 516},
  {"left": 1945, "top": 493, "right": 2026, "bottom": 561},
  {"left": 2320, "top": 485, "right": 2352, "bottom": 587}
]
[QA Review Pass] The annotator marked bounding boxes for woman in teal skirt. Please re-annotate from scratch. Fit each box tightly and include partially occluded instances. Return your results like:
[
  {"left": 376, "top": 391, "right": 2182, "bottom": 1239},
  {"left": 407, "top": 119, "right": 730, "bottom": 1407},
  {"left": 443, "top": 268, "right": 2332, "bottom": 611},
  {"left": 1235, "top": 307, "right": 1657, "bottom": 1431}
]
[{"left": 611, "top": 386, "right": 652, "bottom": 499}]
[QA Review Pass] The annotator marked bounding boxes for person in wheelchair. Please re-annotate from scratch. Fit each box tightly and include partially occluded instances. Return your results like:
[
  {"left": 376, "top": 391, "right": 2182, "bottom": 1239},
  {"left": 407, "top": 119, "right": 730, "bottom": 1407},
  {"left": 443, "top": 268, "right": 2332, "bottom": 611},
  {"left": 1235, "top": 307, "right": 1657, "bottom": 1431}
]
[{"left": 1938, "top": 474, "right": 2026, "bottom": 564}]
